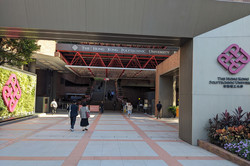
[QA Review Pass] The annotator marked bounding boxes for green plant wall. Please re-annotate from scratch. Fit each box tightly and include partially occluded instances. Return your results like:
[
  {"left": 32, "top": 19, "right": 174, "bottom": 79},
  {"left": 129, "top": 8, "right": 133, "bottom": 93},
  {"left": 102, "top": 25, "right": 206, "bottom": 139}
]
[{"left": 0, "top": 66, "right": 36, "bottom": 120}]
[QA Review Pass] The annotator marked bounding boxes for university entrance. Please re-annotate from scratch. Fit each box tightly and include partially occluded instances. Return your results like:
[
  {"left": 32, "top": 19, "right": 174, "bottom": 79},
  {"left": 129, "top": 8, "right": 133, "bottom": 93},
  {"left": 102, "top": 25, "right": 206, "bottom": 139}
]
[
  {"left": 34, "top": 42, "right": 179, "bottom": 114},
  {"left": 0, "top": 0, "right": 249, "bottom": 157}
]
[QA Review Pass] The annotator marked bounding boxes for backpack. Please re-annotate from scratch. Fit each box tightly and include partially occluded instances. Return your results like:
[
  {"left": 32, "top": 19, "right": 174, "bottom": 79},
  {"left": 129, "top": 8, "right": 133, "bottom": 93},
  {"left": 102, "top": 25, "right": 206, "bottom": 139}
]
[{"left": 157, "top": 104, "right": 162, "bottom": 111}]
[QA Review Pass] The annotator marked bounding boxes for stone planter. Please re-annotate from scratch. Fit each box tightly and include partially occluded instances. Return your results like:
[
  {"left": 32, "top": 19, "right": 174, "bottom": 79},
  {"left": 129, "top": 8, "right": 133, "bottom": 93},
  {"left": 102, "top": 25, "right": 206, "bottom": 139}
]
[{"left": 198, "top": 140, "right": 250, "bottom": 166}]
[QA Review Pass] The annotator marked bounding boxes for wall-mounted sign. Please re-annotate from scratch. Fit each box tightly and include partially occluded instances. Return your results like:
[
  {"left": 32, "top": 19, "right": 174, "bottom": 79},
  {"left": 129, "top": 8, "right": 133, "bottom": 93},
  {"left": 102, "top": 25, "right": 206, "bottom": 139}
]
[
  {"left": 2, "top": 74, "right": 21, "bottom": 112},
  {"left": 209, "top": 77, "right": 250, "bottom": 88},
  {"left": 217, "top": 44, "right": 250, "bottom": 74},
  {"left": 56, "top": 43, "right": 174, "bottom": 55}
]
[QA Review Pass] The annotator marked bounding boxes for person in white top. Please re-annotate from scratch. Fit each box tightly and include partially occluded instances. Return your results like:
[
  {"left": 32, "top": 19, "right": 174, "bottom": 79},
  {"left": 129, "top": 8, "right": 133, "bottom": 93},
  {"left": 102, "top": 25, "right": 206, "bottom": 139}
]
[
  {"left": 50, "top": 99, "right": 58, "bottom": 115},
  {"left": 127, "top": 102, "right": 133, "bottom": 118}
]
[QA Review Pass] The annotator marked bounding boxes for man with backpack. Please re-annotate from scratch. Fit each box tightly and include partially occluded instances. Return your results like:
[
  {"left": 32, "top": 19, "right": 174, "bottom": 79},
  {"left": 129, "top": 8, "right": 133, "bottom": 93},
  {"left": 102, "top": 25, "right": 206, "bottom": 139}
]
[{"left": 156, "top": 101, "right": 162, "bottom": 119}]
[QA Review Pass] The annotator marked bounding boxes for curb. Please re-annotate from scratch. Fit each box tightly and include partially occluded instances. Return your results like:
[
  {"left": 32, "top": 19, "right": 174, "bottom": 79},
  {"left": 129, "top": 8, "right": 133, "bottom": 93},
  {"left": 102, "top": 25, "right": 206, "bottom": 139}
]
[
  {"left": 0, "top": 115, "right": 38, "bottom": 126},
  {"left": 198, "top": 140, "right": 250, "bottom": 166}
]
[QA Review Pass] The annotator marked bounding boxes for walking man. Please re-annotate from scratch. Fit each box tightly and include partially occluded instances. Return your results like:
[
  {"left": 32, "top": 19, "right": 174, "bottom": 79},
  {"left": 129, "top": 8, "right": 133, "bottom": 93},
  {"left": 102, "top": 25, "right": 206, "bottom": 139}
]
[
  {"left": 50, "top": 99, "right": 58, "bottom": 115},
  {"left": 113, "top": 101, "right": 116, "bottom": 111},
  {"left": 69, "top": 100, "right": 78, "bottom": 131},
  {"left": 156, "top": 101, "right": 162, "bottom": 119},
  {"left": 100, "top": 101, "right": 104, "bottom": 114}
]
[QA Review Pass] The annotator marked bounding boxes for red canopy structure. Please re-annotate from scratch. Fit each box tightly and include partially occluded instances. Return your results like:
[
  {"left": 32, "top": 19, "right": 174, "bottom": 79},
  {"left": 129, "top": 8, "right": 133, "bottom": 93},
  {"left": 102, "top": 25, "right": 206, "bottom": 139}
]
[{"left": 57, "top": 43, "right": 178, "bottom": 80}]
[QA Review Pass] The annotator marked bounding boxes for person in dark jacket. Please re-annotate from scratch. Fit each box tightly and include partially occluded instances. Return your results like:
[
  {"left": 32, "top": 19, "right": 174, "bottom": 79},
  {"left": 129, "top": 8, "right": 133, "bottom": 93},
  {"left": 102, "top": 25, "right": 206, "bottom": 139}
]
[
  {"left": 69, "top": 100, "right": 78, "bottom": 131},
  {"left": 156, "top": 101, "right": 162, "bottom": 119},
  {"left": 100, "top": 101, "right": 104, "bottom": 114},
  {"left": 113, "top": 101, "right": 116, "bottom": 111}
]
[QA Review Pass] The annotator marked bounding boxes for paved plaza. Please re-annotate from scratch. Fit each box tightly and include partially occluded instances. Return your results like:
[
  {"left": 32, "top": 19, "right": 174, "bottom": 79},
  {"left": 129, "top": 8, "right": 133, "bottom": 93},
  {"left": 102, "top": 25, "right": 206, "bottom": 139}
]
[{"left": 0, "top": 112, "right": 236, "bottom": 166}]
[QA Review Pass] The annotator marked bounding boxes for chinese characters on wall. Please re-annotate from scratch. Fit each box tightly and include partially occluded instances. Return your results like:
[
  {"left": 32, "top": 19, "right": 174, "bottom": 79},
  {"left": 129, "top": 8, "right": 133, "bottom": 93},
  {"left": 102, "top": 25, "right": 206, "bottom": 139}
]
[{"left": 209, "top": 77, "right": 250, "bottom": 88}]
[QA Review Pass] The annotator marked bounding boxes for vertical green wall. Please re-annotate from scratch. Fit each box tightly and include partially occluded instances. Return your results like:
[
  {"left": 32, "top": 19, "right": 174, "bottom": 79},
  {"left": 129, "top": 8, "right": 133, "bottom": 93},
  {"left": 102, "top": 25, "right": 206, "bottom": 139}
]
[{"left": 0, "top": 66, "right": 36, "bottom": 120}]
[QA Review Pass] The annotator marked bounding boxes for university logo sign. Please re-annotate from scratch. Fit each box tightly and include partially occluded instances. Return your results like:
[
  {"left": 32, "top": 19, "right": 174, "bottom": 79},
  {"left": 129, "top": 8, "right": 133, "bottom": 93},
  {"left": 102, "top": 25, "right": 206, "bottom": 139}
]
[
  {"left": 217, "top": 44, "right": 250, "bottom": 74},
  {"left": 2, "top": 74, "right": 21, "bottom": 112}
]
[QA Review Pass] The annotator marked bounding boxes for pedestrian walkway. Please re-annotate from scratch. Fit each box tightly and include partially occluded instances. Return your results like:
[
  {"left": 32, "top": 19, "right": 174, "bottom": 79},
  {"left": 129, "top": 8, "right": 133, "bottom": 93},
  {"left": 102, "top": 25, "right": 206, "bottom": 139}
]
[{"left": 0, "top": 112, "right": 236, "bottom": 166}]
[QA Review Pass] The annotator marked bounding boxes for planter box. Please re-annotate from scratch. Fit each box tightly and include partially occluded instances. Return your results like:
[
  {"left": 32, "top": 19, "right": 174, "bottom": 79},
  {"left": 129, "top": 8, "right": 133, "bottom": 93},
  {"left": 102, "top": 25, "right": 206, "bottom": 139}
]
[{"left": 198, "top": 140, "right": 250, "bottom": 166}]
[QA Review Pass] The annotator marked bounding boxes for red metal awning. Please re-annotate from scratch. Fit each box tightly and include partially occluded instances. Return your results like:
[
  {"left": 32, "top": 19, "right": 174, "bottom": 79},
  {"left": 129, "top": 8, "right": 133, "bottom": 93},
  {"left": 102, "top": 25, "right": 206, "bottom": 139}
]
[{"left": 57, "top": 43, "right": 177, "bottom": 79}]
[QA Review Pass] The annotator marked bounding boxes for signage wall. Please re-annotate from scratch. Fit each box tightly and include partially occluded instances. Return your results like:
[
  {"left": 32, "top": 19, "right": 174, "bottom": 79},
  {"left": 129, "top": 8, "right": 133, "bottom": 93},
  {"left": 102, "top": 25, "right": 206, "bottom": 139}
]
[
  {"left": 191, "top": 15, "right": 250, "bottom": 144},
  {"left": 0, "top": 66, "right": 37, "bottom": 121}
]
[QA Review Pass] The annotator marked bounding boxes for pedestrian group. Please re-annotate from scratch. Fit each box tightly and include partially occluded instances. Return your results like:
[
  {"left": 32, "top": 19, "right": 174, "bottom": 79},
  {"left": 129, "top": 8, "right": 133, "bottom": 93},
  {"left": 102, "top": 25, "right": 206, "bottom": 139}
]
[
  {"left": 68, "top": 100, "right": 90, "bottom": 132},
  {"left": 51, "top": 98, "right": 146, "bottom": 131}
]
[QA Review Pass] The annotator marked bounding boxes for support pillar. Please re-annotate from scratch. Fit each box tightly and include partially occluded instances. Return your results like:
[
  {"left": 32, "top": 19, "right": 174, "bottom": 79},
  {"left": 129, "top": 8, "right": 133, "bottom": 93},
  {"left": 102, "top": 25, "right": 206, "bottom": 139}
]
[
  {"left": 179, "top": 40, "right": 193, "bottom": 144},
  {"left": 29, "top": 60, "right": 36, "bottom": 73},
  {"left": 159, "top": 75, "right": 173, "bottom": 117},
  {"left": 52, "top": 71, "right": 58, "bottom": 100}
]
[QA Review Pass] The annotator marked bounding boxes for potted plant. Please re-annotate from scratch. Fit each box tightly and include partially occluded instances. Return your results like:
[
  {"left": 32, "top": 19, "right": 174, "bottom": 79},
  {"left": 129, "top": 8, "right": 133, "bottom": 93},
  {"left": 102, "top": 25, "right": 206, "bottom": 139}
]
[{"left": 168, "top": 106, "right": 177, "bottom": 118}]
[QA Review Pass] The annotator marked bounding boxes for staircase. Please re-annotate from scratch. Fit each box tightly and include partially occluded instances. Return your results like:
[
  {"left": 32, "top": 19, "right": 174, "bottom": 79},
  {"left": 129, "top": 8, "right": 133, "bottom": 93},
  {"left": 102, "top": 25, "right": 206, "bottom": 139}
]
[
  {"left": 115, "top": 80, "right": 124, "bottom": 103},
  {"left": 85, "top": 78, "right": 95, "bottom": 103},
  {"left": 89, "top": 80, "right": 105, "bottom": 105},
  {"left": 88, "top": 79, "right": 120, "bottom": 110}
]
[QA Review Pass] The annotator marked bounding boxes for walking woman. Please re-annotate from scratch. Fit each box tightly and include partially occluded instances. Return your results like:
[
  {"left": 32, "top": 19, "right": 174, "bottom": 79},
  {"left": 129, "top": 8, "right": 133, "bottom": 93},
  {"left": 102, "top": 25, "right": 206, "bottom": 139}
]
[{"left": 79, "top": 102, "right": 90, "bottom": 131}]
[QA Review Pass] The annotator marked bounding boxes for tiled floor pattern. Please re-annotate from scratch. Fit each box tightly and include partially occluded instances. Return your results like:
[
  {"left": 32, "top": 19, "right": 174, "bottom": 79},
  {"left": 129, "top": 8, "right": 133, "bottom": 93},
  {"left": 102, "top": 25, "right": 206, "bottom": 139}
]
[{"left": 0, "top": 113, "right": 237, "bottom": 166}]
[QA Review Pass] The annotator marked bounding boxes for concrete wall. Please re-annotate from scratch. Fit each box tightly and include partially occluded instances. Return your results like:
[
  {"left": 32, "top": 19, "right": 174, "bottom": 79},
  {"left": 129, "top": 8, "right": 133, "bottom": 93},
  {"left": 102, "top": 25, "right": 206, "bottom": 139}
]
[
  {"left": 62, "top": 73, "right": 91, "bottom": 85},
  {"left": 122, "top": 87, "right": 152, "bottom": 107},
  {"left": 0, "top": 0, "right": 249, "bottom": 38},
  {"left": 36, "top": 40, "right": 56, "bottom": 56},
  {"left": 36, "top": 70, "right": 47, "bottom": 96},
  {"left": 159, "top": 75, "right": 174, "bottom": 117},
  {"left": 190, "top": 15, "right": 250, "bottom": 145},
  {"left": 36, "top": 70, "right": 90, "bottom": 101},
  {"left": 56, "top": 73, "right": 65, "bottom": 97},
  {"left": 121, "top": 79, "right": 154, "bottom": 87},
  {"left": 179, "top": 15, "right": 250, "bottom": 145},
  {"left": 64, "top": 87, "right": 88, "bottom": 94},
  {"left": 155, "top": 51, "right": 180, "bottom": 116},
  {"left": 57, "top": 73, "right": 90, "bottom": 99},
  {"left": 144, "top": 91, "right": 155, "bottom": 115}
]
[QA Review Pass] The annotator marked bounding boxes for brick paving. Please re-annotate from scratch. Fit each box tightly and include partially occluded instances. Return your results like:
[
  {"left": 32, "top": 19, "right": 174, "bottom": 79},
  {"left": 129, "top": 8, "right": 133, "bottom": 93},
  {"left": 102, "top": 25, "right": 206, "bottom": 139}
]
[{"left": 0, "top": 112, "right": 237, "bottom": 166}]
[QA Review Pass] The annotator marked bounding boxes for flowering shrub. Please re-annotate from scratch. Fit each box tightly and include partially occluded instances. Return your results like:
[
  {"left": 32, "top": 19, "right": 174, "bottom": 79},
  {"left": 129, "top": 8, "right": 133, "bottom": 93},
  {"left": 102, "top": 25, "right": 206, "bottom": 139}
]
[
  {"left": 208, "top": 107, "right": 249, "bottom": 142},
  {"left": 208, "top": 107, "right": 250, "bottom": 161},
  {"left": 214, "top": 125, "right": 249, "bottom": 144},
  {"left": 224, "top": 139, "right": 250, "bottom": 161}
]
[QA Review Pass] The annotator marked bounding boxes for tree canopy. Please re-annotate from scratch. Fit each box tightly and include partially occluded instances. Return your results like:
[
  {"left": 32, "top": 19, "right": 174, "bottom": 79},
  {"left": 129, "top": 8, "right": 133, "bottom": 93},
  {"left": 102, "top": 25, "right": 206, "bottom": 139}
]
[{"left": 0, "top": 38, "right": 40, "bottom": 67}]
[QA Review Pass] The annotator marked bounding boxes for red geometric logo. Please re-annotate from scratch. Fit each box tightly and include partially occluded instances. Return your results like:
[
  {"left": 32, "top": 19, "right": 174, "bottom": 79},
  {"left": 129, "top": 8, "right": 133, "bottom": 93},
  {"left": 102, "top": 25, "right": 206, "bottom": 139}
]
[
  {"left": 217, "top": 44, "right": 250, "bottom": 74},
  {"left": 2, "top": 74, "right": 22, "bottom": 112}
]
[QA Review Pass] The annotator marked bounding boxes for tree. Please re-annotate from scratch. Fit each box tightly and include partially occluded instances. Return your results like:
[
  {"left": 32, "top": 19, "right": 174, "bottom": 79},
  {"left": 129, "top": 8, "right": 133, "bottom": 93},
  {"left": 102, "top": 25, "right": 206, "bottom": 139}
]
[{"left": 0, "top": 38, "right": 40, "bottom": 67}]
